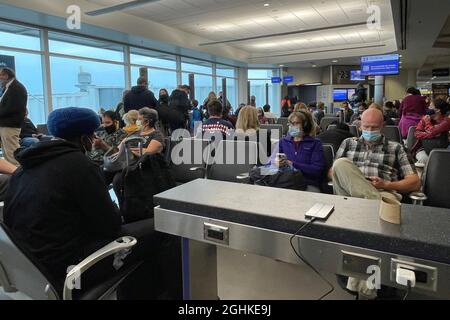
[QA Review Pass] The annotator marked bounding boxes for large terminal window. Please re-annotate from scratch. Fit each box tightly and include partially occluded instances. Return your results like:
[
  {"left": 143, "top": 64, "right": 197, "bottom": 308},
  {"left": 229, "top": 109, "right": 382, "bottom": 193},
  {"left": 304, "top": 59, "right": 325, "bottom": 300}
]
[
  {"left": 0, "top": 20, "right": 243, "bottom": 125},
  {"left": 216, "top": 64, "right": 238, "bottom": 112},
  {"left": 181, "top": 57, "right": 213, "bottom": 105},
  {"left": 48, "top": 32, "right": 126, "bottom": 113},
  {"left": 130, "top": 48, "right": 178, "bottom": 99},
  {"left": 0, "top": 22, "right": 45, "bottom": 124},
  {"left": 248, "top": 69, "right": 281, "bottom": 115}
]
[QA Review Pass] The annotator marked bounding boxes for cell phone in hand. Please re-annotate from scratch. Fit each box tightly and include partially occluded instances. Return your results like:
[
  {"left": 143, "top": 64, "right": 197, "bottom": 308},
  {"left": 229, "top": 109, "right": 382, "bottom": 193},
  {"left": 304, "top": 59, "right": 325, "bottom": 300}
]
[{"left": 277, "top": 153, "right": 287, "bottom": 161}]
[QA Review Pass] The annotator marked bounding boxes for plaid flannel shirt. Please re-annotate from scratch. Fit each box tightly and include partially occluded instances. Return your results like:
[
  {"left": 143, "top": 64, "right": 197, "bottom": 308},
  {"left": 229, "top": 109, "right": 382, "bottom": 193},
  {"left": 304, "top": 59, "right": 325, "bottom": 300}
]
[{"left": 336, "top": 136, "right": 416, "bottom": 182}]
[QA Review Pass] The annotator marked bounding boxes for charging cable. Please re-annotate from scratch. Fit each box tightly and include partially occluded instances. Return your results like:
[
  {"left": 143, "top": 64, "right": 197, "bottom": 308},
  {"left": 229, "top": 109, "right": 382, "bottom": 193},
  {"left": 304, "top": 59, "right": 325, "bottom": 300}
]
[
  {"left": 396, "top": 267, "right": 416, "bottom": 300},
  {"left": 290, "top": 217, "right": 335, "bottom": 300}
]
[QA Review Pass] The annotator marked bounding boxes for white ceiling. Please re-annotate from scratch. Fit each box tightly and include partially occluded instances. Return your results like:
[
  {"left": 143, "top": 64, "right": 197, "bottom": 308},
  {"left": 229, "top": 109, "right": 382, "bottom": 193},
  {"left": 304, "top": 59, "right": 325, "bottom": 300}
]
[{"left": 86, "top": 0, "right": 398, "bottom": 64}]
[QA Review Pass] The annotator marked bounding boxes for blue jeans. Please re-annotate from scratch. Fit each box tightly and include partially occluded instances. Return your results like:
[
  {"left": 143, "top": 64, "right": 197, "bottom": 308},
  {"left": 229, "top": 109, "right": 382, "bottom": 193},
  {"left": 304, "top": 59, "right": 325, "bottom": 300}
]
[
  {"left": 20, "top": 135, "right": 53, "bottom": 148},
  {"left": 20, "top": 137, "right": 40, "bottom": 148}
]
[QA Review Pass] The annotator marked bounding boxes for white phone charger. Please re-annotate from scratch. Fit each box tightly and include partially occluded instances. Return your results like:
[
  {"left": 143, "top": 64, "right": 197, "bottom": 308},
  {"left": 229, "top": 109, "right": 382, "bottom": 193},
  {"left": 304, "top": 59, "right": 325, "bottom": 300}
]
[{"left": 396, "top": 267, "right": 416, "bottom": 288}]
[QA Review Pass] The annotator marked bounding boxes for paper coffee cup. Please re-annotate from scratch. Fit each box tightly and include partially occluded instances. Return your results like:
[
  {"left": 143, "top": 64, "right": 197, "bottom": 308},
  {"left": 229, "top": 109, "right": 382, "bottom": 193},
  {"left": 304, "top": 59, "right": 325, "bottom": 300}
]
[{"left": 379, "top": 197, "right": 401, "bottom": 225}]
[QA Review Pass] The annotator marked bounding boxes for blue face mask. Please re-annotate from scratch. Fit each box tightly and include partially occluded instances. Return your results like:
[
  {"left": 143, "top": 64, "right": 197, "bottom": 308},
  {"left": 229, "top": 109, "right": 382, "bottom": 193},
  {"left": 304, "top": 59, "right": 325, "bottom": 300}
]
[
  {"left": 289, "top": 126, "right": 303, "bottom": 138},
  {"left": 362, "top": 130, "right": 382, "bottom": 142}
]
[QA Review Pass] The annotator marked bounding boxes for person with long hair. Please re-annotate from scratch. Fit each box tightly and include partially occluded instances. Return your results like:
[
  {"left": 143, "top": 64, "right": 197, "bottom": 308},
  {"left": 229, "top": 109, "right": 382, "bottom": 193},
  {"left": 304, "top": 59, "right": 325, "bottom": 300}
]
[{"left": 236, "top": 106, "right": 272, "bottom": 157}]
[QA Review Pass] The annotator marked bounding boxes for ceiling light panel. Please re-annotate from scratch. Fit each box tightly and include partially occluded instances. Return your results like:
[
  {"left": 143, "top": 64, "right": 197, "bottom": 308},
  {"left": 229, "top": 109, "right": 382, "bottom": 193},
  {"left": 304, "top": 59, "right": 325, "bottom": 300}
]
[
  {"left": 291, "top": 8, "right": 328, "bottom": 27},
  {"left": 311, "top": 1, "right": 349, "bottom": 25}
]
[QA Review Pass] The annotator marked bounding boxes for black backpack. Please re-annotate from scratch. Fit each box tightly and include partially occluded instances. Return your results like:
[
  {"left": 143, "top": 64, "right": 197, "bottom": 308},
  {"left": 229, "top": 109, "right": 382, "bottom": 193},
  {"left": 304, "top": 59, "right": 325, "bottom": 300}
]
[
  {"left": 249, "top": 166, "right": 307, "bottom": 191},
  {"left": 117, "top": 153, "right": 176, "bottom": 224}
]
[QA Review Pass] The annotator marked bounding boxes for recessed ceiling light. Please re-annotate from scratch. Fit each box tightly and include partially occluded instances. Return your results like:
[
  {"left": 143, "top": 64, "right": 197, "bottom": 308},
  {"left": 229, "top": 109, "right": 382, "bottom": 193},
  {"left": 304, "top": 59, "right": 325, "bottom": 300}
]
[
  {"left": 399, "top": 54, "right": 403, "bottom": 58},
  {"left": 312, "top": 64, "right": 317, "bottom": 68},
  {"left": 332, "top": 60, "right": 338, "bottom": 63},
  {"left": 264, "top": 3, "right": 270, "bottom": 7},
  {"left": 279, "top": 64, "right": 284, "bottom": 67}
]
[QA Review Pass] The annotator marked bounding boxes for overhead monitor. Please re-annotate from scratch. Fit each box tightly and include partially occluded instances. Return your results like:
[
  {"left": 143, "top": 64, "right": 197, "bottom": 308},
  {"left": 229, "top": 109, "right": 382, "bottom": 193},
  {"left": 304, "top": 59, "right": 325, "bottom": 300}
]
[
  {"left": 333, "top": 89, "right": 348, "bottom": 102},
  {"left": 350, "top": 70, "right": 365, "bottom": 81},
  {"left": 360, "top": 54, "right": 399, "bottom": 76}
]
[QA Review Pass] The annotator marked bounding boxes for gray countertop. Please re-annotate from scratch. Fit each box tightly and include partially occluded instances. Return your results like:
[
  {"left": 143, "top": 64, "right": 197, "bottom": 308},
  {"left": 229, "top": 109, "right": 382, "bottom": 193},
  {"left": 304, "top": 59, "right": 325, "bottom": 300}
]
[{"left": 154, "top": 179, "right": 450, "bottom": 264}]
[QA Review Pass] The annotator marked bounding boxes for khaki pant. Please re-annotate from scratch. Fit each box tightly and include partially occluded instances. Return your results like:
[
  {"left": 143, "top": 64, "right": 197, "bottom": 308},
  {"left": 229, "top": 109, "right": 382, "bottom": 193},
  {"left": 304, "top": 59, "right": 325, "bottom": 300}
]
[
  {"left": 332, "top": 158, "right": 400, "bottom": 202},
  {"left": 0, "top": 127, "right": 21, "bottom": 166}
]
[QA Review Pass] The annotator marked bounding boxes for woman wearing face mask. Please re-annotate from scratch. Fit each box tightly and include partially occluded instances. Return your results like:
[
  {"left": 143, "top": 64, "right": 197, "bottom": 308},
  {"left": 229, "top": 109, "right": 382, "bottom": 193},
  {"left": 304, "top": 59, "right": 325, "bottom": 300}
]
[
  {"left": 88, "top": 110, "right": 127, "bottom": 165},
  {"left": 412, "top": 99, "right": 450, "bottom": 166},
  {"left": 129, "top": 107, "right": 165, "bottom": 156},
  {"left": 270, "top": 111, "right": 325, "bottom": 192}
]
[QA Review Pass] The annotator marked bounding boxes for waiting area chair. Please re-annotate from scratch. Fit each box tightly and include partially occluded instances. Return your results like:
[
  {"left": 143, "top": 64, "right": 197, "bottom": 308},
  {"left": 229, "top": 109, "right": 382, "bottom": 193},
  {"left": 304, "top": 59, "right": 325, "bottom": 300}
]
[
  {"left": 276, "top": 117, "right": 289, "bottom": 135},
  {"left": 405, "top": 126, "right": 417, "bottom": 152},
  {"left": 0, "top": 222, "right": 139, "bottom": 300},
  {"left": 349, "top": 125, "right": 360, "bottom": 138},
  {"left": 381, "top": 126, "right": 402, "bottom": 144},
  {"left": 260, "top": 124, "right": 283, "bottom": 140},
  {"left": 169, "top": 137, "right": 211, "bottom": 185},
  {"left": 411, "top": 149, "right": 450, "bottom": 209},
  {"left": 320, "top": 117, "right": 339, "bottom": 132},
  {"left": 207, "top": 140, "right": 260, "bottom": 183}
]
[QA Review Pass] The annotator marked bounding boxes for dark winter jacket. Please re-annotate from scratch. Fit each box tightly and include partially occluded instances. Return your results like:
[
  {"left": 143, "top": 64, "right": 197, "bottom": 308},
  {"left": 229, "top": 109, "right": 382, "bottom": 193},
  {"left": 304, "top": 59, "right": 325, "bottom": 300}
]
[
  {"left": 0, "top": 79, "right": 28, "bottom": 128},
  {"left": 124, "top": 86, "right": 158, "bottom": 112},
  {"left": 4, "top": 140, "right": 121, "bottom": 283}
]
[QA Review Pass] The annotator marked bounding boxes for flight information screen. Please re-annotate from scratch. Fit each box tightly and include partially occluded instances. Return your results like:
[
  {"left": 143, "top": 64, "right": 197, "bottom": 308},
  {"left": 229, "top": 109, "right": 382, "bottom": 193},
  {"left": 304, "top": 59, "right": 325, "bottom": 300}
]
[{"left": 361, "top": 54, "right": 399, "bottom": 76}]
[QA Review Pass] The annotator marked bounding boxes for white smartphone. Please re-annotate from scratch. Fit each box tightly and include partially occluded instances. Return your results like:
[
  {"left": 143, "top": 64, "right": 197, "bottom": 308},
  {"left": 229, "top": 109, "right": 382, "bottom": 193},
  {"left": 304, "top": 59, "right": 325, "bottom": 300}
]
[{"left": 305, "top": 203, "right": 335, "bottom": 220}]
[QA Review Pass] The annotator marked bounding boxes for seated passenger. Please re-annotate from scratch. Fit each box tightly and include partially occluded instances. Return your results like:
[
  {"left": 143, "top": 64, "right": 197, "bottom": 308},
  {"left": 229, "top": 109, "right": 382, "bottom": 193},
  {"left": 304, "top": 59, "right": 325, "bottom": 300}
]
[
  {"left": 318, "top": 121, "right": 354, "bottom": 154},
  {"left": 127, "top": 107, "right": 165, "bottom": 156},
  {"left": 350, "top": 102, "right": 368, "bottom": 125},
  {"left": 236, "top": 106, "right": 272, "bottom": 157},
  {"left": 122, "top": 110, "right": 140, "bottom": 135},
  {"left": 4, "top": 107, "right": 123, "bottom": 289},
  {"left": 384, "top": 101, "right": 399, "bottom": 120},
  {"left": 257, "top": 107, "right": 268, "bottom": 125},
  {"left": 336, "top": 101, "right": 354, "bottom": 123},
  {"left": 369, "top": 103, "right": 396, "bottom": 126},
  {"left": 294, "top": 102, "right": 308, "bottom": 113},
  {"left": 412, "top": 99, "right": 450, "bottom": 166},
  {"left": 332, "top": 108, "right": 421, "bottom": 202},
  {"left": 20, "top": 110, "right": 52, "bottom": 148},
  {"left": 88, "top": 110, "right": 127, "bottom": 165},
  {"left": 263, "top": 104, "right": 277, "bottom": 121},
  {"left": 198, "top": 100, "right": 234, "bottom": 139},
  {"left": 270, "top": 111, "right": 325, "bottom": 192},
  {"left": 313, "top": 102, "right": 325, "bottom": 124},
  {"left": 4, "top": 107, "right": 178, "bottom": 299},
  {"left": 190, "top": 99, "right": 203, "bottom": 131}
]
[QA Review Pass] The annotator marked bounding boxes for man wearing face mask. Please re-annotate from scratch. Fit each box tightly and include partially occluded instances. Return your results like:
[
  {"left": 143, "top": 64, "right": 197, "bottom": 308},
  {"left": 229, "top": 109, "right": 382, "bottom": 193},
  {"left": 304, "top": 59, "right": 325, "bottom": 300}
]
[
  {"left": 332, "top": 108, "right": 421, "bottom": 202},
  {"left": 88, "top": 110, "right": 127, "bottom": 166}
]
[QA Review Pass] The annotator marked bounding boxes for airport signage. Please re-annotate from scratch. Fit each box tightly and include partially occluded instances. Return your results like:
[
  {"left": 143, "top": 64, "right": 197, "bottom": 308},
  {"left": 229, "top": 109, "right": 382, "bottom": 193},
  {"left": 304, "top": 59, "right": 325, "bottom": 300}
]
[
  {"left": 283, "top": 76, "right": 294, "bottom": 83},
  {"left": 271, "top": 77, "right": 282, "bottom": 83},
  {"left": 361, "top": 54, "right": 399, "bottom": 76}
]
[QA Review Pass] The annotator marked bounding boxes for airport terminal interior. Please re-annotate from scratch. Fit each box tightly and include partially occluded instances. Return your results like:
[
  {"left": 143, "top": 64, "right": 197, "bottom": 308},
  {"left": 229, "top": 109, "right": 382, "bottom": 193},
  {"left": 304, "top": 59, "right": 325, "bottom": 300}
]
[{"left": 0, "top": 0, "right": 449, "bottom": 301}]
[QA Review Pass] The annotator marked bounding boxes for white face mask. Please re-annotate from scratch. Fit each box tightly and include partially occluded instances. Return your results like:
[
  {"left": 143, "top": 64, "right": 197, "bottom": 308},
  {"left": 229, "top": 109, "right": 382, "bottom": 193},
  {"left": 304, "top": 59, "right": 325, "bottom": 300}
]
[{"left": 136, "top": 120, "right": 142, "bottom": 127}]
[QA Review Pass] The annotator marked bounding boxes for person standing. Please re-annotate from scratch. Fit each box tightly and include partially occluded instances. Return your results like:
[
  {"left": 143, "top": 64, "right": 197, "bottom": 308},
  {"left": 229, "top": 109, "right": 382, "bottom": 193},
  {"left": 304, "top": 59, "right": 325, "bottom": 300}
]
[
  {"left": 0, "top": 68, "right": 27, "bottom": 165},
  {"left": 123, "top": 77, "right": 158, "bottom": 113},
  {"left": 398, "top": 87, "right": 427, "bottom": 138}
]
